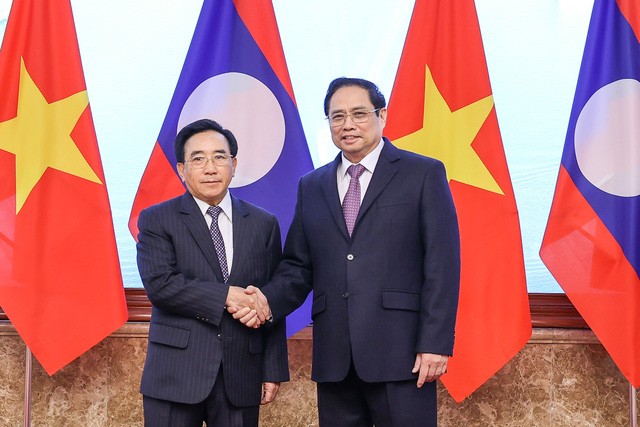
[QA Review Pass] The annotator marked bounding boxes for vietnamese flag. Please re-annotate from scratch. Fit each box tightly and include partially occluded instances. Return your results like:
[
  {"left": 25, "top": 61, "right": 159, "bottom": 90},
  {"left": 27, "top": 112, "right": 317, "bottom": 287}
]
[
  {"left": 0, "top": 0, "right": 128, "bottom": 375},
  {"left": 385, "top": 0, "right": 531, "bottom": 402},
  {"left": 540, "top": 0, "right": 640, "bottom": 387}
]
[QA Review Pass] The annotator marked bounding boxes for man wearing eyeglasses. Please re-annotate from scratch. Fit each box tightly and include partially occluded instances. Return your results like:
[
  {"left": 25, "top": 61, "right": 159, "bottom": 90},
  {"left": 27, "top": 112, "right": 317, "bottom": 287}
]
[
  {"left": 136, "top": 119, "right": 289, "bottom": 426},
  {"left": 231, "top": 77, "right": 460, "bottom": 426}
]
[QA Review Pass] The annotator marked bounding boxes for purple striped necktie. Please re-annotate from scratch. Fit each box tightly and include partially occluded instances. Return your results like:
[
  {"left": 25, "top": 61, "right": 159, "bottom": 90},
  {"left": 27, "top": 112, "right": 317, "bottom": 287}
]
[
  {"left": 343, "top": 164, "right": 365, "bottom": 236},
  {"left": 207, "top": 205, "right": 229, "bottom": 283}
]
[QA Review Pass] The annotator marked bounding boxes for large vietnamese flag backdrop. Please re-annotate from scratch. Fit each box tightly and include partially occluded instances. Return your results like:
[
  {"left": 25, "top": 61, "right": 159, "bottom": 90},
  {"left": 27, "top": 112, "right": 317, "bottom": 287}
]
[
  {"left": 0, "top": 0, "right": 128, "bottom": 375},
  {"left": 540, "top": 0, "right": 640, "bottom": 387},
  {"left": 385, "top": 0, "right": 531, "bottom": 402},
  {"left": 128, "top": 0, "right": 314, "bottom": 337}
]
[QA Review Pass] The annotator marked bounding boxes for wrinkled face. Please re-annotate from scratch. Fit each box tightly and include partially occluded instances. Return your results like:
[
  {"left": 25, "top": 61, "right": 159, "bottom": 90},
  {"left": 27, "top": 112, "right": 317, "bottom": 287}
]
[
  {"left": 177, "top": 130, "right": 237, "bottom": 206},
  {"left": 327, "top": 85, "right": 386, "bottom": 164}
]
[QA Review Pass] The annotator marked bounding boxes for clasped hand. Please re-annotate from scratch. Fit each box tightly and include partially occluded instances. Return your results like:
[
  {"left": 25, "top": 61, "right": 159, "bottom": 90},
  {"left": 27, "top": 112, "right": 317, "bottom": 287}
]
[{"left": 226, "top": 285, "right": 270, "bottom": 328}]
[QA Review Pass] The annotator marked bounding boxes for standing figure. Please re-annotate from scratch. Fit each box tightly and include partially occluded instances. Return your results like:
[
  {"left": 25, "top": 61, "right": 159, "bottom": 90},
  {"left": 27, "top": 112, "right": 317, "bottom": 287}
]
[
  {"left": 233, "top": 77, "right": 460, "bottom": 427},
  {"left": 137, "top": 119, "right": 288, "bottom": 426}
]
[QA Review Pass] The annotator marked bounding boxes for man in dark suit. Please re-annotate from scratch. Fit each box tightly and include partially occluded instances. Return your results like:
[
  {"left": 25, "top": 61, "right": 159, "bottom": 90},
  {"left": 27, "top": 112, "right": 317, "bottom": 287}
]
[
  {"left": 232, "top": 77, "right": 460, "bottom": 426},
  {"left": 136, "top": 119, "right": 289, "bottom": 426}
]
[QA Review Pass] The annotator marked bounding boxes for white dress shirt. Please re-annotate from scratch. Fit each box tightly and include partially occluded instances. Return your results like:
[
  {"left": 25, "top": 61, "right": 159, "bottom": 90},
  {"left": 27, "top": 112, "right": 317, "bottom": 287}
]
[
  {"left": 193, "top": 192, "right": 234, "bottom": 273},
  {"left": 337, "top": 138, "right": 385, "bottom": 204}
]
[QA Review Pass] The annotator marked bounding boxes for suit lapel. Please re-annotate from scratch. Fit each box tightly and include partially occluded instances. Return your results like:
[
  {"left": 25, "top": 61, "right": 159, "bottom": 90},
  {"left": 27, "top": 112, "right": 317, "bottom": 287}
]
[
  {"left": 178, "top": 192, "right": 225, "bottom": 281},
  {"left": 229, "top": 196, "right": 250, "bottom": 283},
  {"left": 357, "top": 139, "right": 401, "bottom": 226},
  {"left": 320, "top": 155, "right": 350, "bottom": 239}
]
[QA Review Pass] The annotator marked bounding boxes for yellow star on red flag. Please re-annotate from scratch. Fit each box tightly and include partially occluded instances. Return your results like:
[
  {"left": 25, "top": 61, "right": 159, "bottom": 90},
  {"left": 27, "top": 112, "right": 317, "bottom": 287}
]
[
  {"left": 394, "top": 65, "right": 503, "bottom": 195},
  {"left": 0, "top": 58, "right": 102, "bottom": 213}
]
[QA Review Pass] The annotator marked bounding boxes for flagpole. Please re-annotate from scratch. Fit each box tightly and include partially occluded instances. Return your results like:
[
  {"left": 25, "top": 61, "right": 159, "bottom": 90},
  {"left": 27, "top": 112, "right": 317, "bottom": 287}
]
[
  {"left": 24, "top": 346, "right": 32, "bottom": 427},
  {"left": 631, "top": 382, "right": 637, "bottom": 427}
]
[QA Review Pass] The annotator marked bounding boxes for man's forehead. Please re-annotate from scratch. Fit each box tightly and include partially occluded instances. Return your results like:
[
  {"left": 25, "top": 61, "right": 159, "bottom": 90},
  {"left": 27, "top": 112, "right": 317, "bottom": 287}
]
[
  {"left": 185, "top": 131, "right": 229, "bottom": 150},
  {"left": 329, "top": 87, "right": 372, "bottom": 110},
  {"left": 329, "top": 102, "right": 373, "bottom": 113}
]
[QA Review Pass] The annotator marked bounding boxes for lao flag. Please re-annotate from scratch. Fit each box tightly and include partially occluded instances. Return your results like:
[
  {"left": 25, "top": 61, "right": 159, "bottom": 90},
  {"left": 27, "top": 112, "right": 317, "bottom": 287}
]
[
  {"left": 128, "top": 0, "right": 314, "bottom": 337},
  {"left": 385, "top": 0, "right": 531, "bottom": 402},
  {"left": 540, "top": 0, "right": 640, "bottom": 387}
]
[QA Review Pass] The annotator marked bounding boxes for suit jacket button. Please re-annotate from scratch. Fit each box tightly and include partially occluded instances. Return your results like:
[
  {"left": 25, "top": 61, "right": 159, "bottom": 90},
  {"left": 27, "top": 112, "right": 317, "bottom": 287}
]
[
  {"left": 217, "top": 333, "right": 222, "bottom": 340},
  {"left": 342, "top": 292, "right": 349, "bottom": 299},
  {"left": 347, "top": 254, "right": 354, "bottom": 261}
]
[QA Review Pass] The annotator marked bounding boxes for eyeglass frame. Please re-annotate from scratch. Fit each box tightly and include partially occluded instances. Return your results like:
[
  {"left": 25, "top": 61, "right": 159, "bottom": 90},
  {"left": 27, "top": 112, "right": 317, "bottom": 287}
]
[
  {"left": 183, "top": 153, "right": 235, "bottom": 169},
  {"left": 326, "top": 108, "right": 382, "bottom": 127}
]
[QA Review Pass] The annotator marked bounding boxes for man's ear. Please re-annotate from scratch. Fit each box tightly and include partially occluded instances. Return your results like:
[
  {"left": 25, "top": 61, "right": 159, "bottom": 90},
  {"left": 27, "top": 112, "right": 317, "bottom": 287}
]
[{"left": 231, "top": 157, "right": 238, "bottom": 177}]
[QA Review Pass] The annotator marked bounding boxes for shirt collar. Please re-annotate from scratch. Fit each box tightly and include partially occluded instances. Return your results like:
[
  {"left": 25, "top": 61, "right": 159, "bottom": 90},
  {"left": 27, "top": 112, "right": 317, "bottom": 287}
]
[
  {"left": 339, "top": 137, "right": 385, "bottom": 178},
  {"left": 192, "top": 192, "right": 233, "bottom": 222}
]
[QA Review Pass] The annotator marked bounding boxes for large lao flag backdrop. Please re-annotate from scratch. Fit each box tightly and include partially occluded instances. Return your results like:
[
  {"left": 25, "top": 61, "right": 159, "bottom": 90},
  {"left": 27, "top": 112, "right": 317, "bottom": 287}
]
[
  {"left": 540, "top": 0, "right": 640, "bottom": 387},
  {"left": 128, "top": 0, "right": 314, "bottom": 337},
  {"left": 0, "top": 0, "right": 127, "bottom": 375},
  {"left": 385, "top": 0, "right": 531, "bottom": 402}
]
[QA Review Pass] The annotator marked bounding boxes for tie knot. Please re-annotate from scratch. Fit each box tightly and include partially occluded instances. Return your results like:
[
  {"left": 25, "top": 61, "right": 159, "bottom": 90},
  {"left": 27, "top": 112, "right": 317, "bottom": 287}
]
[
  {"left": 347, "top": 164, "right": 365, "bottom": 179},
  {"left": 207, "top": 205, "right": 222, "bottom": 220}
]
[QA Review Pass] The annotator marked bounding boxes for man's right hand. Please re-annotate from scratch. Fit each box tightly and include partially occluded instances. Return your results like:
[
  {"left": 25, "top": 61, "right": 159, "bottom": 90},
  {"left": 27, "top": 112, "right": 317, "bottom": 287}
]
[{"left": 226, "top": 285, "right": 271, "bottom": 328}]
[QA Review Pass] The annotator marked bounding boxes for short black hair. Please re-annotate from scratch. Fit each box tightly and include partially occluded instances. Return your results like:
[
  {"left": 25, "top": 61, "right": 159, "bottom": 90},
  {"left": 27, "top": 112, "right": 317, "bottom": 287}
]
[
  {"left": 174, "top": 119, "right": 238, "bottom": 163},
  {"left": 323, "top": 77, "right": 386, "bottom": 116}
]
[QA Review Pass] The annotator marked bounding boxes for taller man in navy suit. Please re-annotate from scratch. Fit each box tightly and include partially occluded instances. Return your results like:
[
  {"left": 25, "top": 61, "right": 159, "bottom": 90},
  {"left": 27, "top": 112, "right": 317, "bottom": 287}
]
[
  {"left": 136, "top": 119, "right": 289, "bottom": 426},
  {"left": 233, "top": 78, "right": 460, "bottom": 426}
]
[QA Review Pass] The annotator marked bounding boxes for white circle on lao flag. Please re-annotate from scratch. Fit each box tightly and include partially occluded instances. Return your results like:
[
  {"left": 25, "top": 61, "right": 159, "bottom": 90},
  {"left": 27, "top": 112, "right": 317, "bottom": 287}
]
[
  {"left": 574, "top": 79, "right": 640, "bottom": 197},
  {"left": 178, "top": 72, "right": 285, "bottom": 187}
]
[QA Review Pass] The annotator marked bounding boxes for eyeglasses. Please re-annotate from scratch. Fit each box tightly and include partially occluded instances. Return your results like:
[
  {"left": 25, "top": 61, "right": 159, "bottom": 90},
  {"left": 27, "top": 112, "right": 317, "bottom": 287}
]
[
  {"left": 326, "top": 108, "right": 381, "bottom": 127},
  {"left": 185, "top": 154, "right": 233, "bottom": 168}
]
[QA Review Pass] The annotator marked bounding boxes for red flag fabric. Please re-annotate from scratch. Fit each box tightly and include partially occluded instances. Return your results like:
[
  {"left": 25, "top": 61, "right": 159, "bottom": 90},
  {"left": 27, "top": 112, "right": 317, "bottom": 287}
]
[
  {"left": 540, "top": 0, "right": 640, "bottom": 387},
  {"left": 385, "top": 0, "right": 531, "bottom": 402},
  {"left": 0, "top": 0, "right": 128, "bottom": 375}
]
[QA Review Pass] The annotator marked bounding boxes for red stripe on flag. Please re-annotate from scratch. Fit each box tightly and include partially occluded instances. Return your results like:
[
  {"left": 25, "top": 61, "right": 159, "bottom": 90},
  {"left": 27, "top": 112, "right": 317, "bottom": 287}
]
[
  {"left": 128, "top": 142, "right": 185, "bottom": 239},
  {"left": 233, "top": 0, "right": 297, "bottom": 104},
  {"left": 617, "top": 0, "right": 640, "bottom": 41},
  {"left": 541, "top": 166, "right": 640, "bottom": 386}
]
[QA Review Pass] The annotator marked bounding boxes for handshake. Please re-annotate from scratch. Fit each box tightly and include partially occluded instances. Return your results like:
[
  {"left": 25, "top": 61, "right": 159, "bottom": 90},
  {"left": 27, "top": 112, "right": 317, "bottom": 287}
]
[{"left": 225, "top": 285, "right": 271, "bottom": 328}]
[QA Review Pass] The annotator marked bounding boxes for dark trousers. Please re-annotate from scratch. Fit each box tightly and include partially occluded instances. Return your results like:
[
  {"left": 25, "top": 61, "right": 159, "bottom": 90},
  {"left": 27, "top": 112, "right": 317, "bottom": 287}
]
[
  {"left": 143, "top": 370, "right": 259, "bottom": 427},
  {"left": 317, "top": 362, "right": 437, "bottom": 427}
]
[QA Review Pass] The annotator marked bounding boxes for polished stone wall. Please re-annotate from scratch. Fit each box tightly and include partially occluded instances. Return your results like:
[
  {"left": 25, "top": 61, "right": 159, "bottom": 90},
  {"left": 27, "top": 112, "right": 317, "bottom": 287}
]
[{"left": 0, "top": 323, "right": 637, "bottom": 426}]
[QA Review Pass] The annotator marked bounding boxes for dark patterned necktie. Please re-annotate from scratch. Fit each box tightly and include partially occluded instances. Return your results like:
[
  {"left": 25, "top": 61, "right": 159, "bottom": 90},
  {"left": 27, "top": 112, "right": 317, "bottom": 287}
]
[
  {"left": 207, "top": 206, "right": 229, "bottom": 283},
  {"left": 342, "top": 164, "right": 365, "bottom": 236}
]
